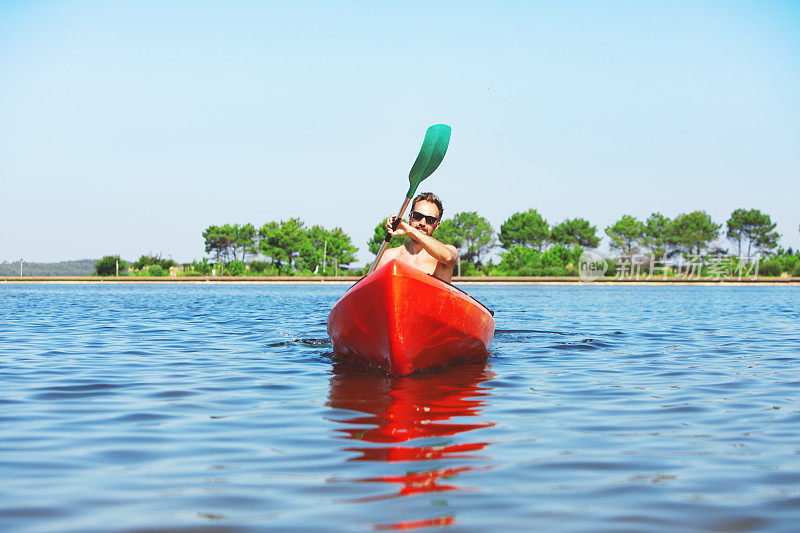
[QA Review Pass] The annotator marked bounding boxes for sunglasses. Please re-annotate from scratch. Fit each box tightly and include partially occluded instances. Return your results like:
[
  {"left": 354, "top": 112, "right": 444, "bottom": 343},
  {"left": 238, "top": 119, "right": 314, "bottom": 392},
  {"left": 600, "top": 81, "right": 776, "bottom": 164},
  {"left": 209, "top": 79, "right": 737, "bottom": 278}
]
[{"left": 409, "top": 211, "right": 439, "bottom": 225}]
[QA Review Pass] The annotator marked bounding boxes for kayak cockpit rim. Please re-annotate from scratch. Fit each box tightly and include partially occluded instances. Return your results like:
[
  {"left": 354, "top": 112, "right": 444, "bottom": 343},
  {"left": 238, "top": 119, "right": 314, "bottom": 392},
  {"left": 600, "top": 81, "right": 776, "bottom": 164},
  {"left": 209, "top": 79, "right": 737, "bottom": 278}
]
[{"left": 341, "top": 269, "right": 494, "bottom": 317}]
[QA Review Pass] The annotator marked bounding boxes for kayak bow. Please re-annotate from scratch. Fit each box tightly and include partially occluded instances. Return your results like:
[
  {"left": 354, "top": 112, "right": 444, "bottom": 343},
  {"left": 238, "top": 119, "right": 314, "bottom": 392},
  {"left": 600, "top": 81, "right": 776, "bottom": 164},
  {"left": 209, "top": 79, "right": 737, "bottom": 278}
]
[{"left": 327, "top": 259, "right": 495, "bottom": 375}]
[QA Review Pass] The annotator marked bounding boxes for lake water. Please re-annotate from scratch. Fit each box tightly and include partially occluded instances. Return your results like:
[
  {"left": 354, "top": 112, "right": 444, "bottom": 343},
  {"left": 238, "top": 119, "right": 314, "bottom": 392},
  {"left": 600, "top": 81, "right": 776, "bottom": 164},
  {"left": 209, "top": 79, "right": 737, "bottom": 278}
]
[{"left": 1, "top": 283, "right": 799, "bottom": 532}]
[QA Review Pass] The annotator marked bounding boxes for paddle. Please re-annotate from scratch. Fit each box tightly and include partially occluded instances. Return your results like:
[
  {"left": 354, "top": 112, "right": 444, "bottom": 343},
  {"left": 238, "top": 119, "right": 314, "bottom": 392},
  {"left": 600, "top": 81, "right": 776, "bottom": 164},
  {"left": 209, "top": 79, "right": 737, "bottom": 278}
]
[{"left": 368, "top": 124, "right": 452, "bottom": 274}]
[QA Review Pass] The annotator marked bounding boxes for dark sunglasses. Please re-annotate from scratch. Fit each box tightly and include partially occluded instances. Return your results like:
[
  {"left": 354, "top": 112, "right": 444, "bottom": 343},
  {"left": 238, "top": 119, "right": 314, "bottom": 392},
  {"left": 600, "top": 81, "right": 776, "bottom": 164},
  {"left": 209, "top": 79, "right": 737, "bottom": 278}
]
[{"left": 409, "top": 211, "right": 439, "bottom": 225}]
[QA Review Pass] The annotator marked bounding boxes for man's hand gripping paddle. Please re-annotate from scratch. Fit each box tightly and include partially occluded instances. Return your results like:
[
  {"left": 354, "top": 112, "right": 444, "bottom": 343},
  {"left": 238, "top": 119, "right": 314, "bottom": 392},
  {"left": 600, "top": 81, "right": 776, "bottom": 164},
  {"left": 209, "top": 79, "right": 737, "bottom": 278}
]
[{"left": 368, "top": 124, "right": 452, "bottom": 274}]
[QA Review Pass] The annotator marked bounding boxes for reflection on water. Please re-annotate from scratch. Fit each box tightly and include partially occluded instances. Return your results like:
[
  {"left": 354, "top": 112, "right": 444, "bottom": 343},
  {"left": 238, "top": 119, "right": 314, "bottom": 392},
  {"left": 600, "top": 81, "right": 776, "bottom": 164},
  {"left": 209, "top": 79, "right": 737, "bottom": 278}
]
[{"left": 326, "top": 360, "right": 495, "bottom": 530}]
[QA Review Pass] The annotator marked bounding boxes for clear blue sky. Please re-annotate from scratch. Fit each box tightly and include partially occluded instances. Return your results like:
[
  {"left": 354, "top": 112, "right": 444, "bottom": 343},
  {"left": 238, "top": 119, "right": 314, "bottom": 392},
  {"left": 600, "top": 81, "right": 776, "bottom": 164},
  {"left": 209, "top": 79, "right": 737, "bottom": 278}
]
[{"left": 2, "top": 0, "right": 798, "bottom": 264}]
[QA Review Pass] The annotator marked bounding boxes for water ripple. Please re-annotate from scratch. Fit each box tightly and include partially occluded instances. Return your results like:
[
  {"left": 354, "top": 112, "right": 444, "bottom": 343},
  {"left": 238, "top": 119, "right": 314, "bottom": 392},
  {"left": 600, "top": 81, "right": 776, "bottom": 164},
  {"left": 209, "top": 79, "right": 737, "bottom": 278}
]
[{"left": 0, "top": 284, "right": 798, "bottom": 532}]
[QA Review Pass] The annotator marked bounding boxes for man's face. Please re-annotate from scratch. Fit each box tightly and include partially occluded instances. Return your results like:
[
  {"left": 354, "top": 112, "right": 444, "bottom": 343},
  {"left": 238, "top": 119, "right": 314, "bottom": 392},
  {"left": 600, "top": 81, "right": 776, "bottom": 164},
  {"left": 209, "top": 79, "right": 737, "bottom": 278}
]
[{"left": 409, "top": 200, "right": 441, "bottom": 236}]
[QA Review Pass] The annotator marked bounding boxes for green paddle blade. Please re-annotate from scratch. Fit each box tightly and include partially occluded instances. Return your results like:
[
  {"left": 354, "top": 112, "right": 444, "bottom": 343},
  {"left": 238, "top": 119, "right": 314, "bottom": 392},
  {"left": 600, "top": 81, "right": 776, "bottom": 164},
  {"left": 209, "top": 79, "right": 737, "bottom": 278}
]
[{"left": 405, "top": 124, "right": 451, "bottom": 198}]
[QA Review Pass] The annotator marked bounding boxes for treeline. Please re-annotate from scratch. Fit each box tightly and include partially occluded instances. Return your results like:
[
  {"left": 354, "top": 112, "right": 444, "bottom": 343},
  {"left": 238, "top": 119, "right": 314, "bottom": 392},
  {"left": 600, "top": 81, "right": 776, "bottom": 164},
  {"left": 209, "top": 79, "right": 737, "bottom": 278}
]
[
  {"left": 197, "top": 208, "right": 795, "bottom": 277},
  {"left": 200, "top": 221, "right": 357, "bottom": 275},
  {"left": 94, "top": 255, "right": 180, "bottom": 277},
  {"left": 364, "top": 207, "right": 797, "bottom": 277},
  {"left": 1, "top": 259, "right": 97, "bottom": 277},
  {"left": 90, "top": 207, "right": 798, "bottom": 277}
]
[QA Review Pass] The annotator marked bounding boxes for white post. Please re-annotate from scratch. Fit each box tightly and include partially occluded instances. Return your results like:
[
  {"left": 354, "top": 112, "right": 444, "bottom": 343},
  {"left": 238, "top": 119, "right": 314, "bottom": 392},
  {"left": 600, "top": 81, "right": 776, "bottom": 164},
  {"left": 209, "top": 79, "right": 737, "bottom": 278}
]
[
  {"left": 323, "top": 239, "right": 327, "bottom": 275},
  {"left": 115, "top": 260, "right": 119, "bottom": 277},
  {"left": 457, "top": 257, "right": 461, "bottom": 277},
  {"left": 334, "top": 257, "right": 338, "bottom": 277},
  {"left": 20, "top": 259, "right": 23, "bottom": 277}
]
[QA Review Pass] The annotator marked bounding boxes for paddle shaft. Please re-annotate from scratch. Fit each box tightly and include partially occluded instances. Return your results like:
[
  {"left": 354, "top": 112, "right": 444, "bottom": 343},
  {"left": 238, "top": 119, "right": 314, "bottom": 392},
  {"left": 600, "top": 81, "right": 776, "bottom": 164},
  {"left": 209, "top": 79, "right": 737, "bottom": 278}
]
[{"left": 368, "top": 196, "right": 413, "bottom": 274}]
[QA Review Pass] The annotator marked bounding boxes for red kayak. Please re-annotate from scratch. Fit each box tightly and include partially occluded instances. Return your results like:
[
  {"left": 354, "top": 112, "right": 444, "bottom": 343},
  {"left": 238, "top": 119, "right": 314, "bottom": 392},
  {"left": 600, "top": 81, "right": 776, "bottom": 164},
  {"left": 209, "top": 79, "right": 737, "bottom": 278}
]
[{"left": 327, "top": 259, "right": 495, "bottom": 376}]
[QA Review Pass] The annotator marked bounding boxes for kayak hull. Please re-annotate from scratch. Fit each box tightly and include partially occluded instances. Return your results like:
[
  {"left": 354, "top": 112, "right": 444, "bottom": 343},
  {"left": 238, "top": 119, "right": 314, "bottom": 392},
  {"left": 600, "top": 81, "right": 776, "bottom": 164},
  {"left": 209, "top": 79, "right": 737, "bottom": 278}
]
[{"left": 327, "top": 260, "right": 495, "bottom": 376}]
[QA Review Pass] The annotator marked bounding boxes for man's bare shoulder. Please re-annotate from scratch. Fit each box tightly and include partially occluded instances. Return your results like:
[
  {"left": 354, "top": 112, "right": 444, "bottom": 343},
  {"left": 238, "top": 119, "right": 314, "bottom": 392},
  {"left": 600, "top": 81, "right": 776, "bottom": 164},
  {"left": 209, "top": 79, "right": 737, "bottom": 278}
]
[
  {"left": 385, "top": 245, "right": 407, "bottom": 259},
  {"left": 376, "top": 244, "right": 404, "bottom": 268}
]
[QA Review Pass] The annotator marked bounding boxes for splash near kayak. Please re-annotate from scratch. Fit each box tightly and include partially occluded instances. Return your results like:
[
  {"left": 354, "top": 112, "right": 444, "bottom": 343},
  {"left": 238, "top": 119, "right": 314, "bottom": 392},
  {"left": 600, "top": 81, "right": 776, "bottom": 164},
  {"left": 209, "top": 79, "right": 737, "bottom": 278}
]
[{"left": 327, "top": 259, "right": 495, "bottom": 375}]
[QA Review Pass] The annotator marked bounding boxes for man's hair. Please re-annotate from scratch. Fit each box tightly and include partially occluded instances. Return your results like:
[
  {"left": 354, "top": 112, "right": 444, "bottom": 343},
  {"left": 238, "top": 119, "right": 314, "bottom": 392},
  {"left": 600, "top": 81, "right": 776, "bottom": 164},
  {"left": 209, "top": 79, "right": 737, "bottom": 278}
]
[{"left": 411, "top": 192, "right": 443, "bottom": 220}]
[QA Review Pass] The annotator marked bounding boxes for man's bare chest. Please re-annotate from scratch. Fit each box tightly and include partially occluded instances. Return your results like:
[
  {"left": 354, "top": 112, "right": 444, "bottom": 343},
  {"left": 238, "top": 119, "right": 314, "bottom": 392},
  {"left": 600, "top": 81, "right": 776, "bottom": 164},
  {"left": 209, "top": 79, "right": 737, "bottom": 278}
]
[{"left": 396, "top": 249, "right": 438, "bottom": 275}]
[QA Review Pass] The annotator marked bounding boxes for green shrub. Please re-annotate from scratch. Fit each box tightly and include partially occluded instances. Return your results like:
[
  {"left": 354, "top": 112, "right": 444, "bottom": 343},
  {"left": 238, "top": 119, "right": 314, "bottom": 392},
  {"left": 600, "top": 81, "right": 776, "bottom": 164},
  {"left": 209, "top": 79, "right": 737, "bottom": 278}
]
[
  {"left": 459, "top": 261, "right": 478, "bottom": 276},
  {"left": 183, "top": 260, "right": 211, "bottom": 275},
  {"left": 499, "top": 246, "right": 538, "bottom": 271},
  {"left": 248, "top": 261, "right": 292, "bottom": 276},
  {"left": 248, "top": 261, "right": 270, "bottom": 273},
  {"left": 542, "top": 266, "right": 569, "bottom": 276},
  {"left": 497, "top": 244, "right": 584, "bottom": 275},
  {"left": 349, "top": 264, "right": 370, "bottom": 277},
  {"left": 758, "top": 261, "right": 779, "bottom": 277},
  {"left": 778, "top": 254, "right": 798, "bottom": 274},
  {"left": 147, "top": 264, "right": 165, "bottom": 277},
  {"left": 226, "top": 260, "right": 245, "bottom": 276},
  {"left": 133, "top": 254, "right": 176, "bottom": 271},
  {"left": 95, "top": 255, "right": 127, "bottom": 276}
]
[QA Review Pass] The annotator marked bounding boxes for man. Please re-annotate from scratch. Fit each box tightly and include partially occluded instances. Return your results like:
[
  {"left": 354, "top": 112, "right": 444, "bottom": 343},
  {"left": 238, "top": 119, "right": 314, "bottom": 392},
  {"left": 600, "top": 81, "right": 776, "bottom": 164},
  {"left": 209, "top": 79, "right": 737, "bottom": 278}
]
[{"left": 376, "top": 192, "right": 458, "bottom": 283}]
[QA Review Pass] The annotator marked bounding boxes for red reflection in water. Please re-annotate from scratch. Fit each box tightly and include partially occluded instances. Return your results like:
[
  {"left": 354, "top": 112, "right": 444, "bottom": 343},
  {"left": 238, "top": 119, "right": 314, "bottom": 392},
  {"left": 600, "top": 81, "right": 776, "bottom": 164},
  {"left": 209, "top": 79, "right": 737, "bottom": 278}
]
[
  {"left": 373, "top": 515, "right": 455, "bottom": 530},
  {"left": 327, "top": 360, "right": 495, "bottom": 530}
]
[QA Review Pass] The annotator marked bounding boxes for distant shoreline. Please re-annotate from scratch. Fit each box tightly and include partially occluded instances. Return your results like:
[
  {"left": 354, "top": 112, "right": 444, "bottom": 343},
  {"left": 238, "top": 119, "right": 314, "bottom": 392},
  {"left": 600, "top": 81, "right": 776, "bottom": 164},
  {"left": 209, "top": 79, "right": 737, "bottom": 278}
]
[{"left": 2, "top": 276, "right": 798, "bottom": 286}]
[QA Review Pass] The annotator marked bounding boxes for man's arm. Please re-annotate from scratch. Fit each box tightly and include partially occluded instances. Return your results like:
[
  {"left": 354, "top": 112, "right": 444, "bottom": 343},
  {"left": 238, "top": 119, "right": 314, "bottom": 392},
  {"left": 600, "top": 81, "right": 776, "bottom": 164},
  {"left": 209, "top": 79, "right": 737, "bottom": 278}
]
[{"left": 386, "top": 216, "right": 458, "bottom": 267}]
